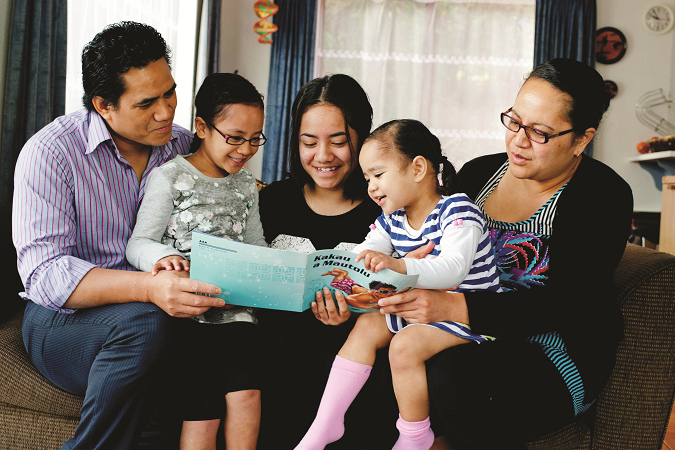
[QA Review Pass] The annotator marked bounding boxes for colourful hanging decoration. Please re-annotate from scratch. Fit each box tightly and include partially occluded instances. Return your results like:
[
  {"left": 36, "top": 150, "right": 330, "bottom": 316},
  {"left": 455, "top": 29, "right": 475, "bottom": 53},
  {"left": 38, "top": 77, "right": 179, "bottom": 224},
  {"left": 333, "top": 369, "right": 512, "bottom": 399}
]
[{"left": 253, "top": 1, "right": 279, "bottom": 44}]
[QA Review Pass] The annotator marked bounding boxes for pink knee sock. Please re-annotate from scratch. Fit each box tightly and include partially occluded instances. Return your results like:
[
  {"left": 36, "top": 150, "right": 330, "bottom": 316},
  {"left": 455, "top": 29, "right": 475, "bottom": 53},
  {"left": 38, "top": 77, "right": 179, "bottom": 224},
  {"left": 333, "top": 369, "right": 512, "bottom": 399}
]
[
  {"left": 294, "top": 355, "right": 372, "bottom": 450},
  {"left": 392, "top": 415, "right": 435, "bottom": 450}
]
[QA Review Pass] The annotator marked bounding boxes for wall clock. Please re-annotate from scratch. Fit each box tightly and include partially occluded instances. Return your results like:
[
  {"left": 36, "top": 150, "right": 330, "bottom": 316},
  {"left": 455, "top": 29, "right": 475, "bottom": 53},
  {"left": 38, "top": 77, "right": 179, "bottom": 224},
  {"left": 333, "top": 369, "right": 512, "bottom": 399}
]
[
  {"left": 644, "top": 5, "right": 675, "bottom": 34},
  {"left": 596, "top": 27, "right": 627, "bottom": 64}
]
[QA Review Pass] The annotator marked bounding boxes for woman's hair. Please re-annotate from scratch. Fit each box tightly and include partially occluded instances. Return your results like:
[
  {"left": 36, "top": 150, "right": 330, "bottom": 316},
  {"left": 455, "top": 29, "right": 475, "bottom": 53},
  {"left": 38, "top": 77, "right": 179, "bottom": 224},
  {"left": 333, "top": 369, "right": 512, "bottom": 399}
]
[
  {"left": 189, "top": 72, "right": 265, "bottom": 153},
  {"left": 364, "top": 119, "right": 458, "bottom": 196},
  {"left": 287, "top": 74, "right": 373, "bottom": 201},
  {"left": 82, "top": 21, "right": 171, "bottom": 111},
  {"left": 525, "top": 58, "right": 609, "bottom": 136}
]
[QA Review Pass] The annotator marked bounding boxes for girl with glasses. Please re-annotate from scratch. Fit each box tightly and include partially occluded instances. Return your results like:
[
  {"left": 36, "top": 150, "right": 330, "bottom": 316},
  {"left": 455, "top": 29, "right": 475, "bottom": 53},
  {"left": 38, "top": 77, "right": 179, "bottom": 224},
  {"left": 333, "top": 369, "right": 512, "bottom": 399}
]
[{"left": 126, "top": 72, "right": 268, "bottom": 450}]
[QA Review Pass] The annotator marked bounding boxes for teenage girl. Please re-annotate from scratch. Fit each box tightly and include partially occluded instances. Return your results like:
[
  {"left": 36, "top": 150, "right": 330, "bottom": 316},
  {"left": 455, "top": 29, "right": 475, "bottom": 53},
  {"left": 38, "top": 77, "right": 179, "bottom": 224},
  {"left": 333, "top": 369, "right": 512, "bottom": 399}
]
[
  {"left": 295, "top": 119, "right": 501, "bottom": 450},
  {"left": 126, "top": 72, "right": 267, "bottom": 450}
]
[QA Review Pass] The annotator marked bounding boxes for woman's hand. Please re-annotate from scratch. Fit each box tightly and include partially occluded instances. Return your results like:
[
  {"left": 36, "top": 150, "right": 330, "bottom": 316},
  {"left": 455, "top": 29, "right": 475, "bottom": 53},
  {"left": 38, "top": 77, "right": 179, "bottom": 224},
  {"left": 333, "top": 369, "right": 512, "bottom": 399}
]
[
  {"left": 404, "top": 240, "right": 435, "bottom": 259},
  {"left": 312, "top": 287, "right": 352, "bottom": 325},
  {"left": 377, "top": 289, "right": 469, "bottom": 325},
  {"left": 356, "top": 250, "right": 406, "bottom": 274},
  {"left": 152, "top": 255, "right": 190, "bottom": 276}
]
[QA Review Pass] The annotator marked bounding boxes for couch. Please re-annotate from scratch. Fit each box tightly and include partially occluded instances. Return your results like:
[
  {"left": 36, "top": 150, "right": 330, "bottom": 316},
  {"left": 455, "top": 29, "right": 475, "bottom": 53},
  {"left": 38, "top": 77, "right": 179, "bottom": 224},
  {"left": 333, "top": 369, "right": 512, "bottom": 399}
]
[{"left": 1, "top": 199, "right": 674, "bottom": 449}]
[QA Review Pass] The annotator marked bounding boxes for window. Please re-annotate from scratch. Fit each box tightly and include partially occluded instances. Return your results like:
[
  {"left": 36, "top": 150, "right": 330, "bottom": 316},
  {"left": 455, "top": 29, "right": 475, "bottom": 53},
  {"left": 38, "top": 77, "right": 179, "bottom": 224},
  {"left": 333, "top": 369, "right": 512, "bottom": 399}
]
[
  {"left": 315, "top": 0, "right": 535, "bottom": 168},
  {"left": 65, "top": 0, "right": 202, "bottom": 130}
]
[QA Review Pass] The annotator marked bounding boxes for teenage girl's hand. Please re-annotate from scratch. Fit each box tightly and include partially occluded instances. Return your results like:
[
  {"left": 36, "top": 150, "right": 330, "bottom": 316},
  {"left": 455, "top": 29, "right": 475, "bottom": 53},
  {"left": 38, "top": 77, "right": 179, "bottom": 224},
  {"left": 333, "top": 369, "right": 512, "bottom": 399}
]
[
  {"left": 356, "top": 250, "right": 406, "bottom": 274},
  {"left": 377, "top": 289, "right": 469, "bottom": 325},
  {"left": 152, "top": 255, "right": 190, "bottom": 276},
  {"left": 312, "top": 287, "right": 352, "bottom": 325}
]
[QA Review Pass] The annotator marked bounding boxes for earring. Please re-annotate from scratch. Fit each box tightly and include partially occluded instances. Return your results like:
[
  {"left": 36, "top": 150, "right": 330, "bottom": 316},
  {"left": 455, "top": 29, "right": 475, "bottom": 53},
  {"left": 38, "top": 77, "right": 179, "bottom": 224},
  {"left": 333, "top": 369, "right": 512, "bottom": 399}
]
[{"left": 574, "top": 153, "right": 580, "bottom": 158}]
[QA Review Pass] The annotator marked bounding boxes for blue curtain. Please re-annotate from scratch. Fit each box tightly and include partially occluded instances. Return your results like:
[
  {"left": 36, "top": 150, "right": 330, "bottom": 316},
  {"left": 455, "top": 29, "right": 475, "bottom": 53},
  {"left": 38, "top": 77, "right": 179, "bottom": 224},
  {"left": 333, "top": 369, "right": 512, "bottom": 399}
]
[
  {"left": 534, "top": 0, "right": 596, "bottom": 156},
  {"left": 206, "top": 0, "right": 222, "bottom": 75},
  {"left": 261, "top": 0, "right": 316, "bottom": 183},
  {"left": 534, "top": 0, "right": 596, "bottom": 68},
  {"left": 0, "top": 0, "right": 67, "bottom": 205}
]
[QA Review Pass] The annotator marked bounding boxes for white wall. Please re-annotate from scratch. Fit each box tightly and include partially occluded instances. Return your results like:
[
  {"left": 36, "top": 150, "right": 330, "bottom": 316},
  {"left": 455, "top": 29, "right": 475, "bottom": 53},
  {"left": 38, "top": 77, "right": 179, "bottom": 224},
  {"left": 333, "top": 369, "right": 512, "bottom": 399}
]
[
  {"left": 0, "top": 0, "right": 13, "bottom": 150},
  {"left": 219, "top": 0, "right": 272, "bottom": 179},
  {"left": 594, "top": 0, "right": 675, "bottom": 213}
]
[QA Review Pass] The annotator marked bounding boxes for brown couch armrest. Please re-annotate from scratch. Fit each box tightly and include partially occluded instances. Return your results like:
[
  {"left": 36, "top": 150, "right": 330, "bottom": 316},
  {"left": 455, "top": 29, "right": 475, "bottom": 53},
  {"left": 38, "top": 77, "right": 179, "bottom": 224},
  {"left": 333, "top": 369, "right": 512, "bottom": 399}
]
[
  {"left": 592, "top": 244, "right": 675, "bottom": 449},
  {"left": 0, "top": 311, "right": 83, "bottom": 417}
]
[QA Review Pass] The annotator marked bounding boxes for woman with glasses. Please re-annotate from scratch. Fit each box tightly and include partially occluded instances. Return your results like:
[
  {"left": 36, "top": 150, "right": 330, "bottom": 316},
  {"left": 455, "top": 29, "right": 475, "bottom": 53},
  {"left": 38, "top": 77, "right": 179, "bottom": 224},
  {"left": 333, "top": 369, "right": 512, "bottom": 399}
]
[
  {"left": 257, "top": 74, "right": 405, "bottom": 449},
  {"left": 375, "top": 59, "right": 633, "bottom": 449},
  {"left": 126, "top": 72, "right": 269, "bottom": 450}
]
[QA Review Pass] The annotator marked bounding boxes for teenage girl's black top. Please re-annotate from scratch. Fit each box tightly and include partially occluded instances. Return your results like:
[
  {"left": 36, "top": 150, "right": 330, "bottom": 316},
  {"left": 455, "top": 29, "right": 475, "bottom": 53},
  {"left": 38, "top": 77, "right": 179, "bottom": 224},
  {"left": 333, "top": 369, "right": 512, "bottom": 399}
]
[{"left": 259, "top": 177, "right": 382, "bottom": 251}]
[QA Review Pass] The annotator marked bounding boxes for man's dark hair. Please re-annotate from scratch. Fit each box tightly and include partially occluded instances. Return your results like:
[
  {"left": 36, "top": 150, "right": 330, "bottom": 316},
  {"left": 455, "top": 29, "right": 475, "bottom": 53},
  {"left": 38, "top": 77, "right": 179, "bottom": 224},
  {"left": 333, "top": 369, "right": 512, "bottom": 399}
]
[{"left": 81, "top": 21, "right": 171, "bottom": 111}]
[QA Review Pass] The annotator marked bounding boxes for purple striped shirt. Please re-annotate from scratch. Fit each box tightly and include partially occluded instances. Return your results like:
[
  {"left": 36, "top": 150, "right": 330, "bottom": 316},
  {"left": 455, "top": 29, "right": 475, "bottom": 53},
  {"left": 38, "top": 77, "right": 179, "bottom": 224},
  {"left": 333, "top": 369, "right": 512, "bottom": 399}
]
[{"left": 12, "top": 109, "right": 193, "bottom": 313}]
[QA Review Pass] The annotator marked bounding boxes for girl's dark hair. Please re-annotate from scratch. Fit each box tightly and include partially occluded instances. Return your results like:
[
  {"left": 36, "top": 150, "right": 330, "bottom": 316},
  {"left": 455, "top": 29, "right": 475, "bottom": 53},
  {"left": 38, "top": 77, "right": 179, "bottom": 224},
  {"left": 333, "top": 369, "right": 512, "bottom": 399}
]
[
  {"left": 82, "top": 21, "right": 171, "bottom": 111},
  {"left": 189, "top": 72, "right": 265, "bottom": 153},
  {"left": 287, "top": 74, "right": 373, "bottom": 201},
  {"left": 526, "top": 58, "right": 609, "bottom": 136},
  {"left": 365, "top": 119, "right": 458, "bottom": 196}
]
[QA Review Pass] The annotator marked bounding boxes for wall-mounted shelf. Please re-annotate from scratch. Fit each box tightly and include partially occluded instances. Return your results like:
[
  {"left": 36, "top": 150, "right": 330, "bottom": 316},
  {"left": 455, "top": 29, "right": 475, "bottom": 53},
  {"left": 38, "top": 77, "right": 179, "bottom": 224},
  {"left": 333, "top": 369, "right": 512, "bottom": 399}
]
[
  {"left": 630, "top": 151, "right": 675, "bottom": 177},
  {"left": 629, "top": 151, "right": 675, "bottom": 162}
]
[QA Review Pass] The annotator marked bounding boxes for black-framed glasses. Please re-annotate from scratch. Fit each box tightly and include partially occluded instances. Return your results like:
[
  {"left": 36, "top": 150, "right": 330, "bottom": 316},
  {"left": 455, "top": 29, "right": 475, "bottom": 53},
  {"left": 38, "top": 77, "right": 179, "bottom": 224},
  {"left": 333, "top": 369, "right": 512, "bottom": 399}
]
[
  {"left": 500, "top": 109, "right": 574, "bottom": 144},
  {"left": 212, "top": 127, "right": 267, "bottom": 146}
]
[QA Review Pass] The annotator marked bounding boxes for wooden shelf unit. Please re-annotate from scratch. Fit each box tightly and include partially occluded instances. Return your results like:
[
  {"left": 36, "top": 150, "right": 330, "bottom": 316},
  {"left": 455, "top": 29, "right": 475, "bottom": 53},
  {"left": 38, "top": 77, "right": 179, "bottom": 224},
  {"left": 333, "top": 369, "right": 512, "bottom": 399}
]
[{"left": 661, "top": 176, "right": 675, "bottom": 255}]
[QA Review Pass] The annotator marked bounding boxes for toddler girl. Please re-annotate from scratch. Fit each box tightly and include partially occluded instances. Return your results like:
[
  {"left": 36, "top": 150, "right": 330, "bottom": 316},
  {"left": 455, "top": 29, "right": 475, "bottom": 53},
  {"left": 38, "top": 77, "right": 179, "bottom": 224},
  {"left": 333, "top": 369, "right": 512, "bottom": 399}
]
[
  {"left": 126, "top": 72, "right": 267, "bottom": 450},
  {"left": 296, "top": 119, "right": 500, "bottom": 450}
]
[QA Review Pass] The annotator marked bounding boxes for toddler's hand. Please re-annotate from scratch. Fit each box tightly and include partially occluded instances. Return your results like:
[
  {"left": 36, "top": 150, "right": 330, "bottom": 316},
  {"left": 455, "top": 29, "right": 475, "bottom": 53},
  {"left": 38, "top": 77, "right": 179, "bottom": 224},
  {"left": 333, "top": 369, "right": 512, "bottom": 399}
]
[
  {"left": 356, "top": 250, "right": 406, "bottom": 274},
  {"left": 152, "top": 255, "right": 190, "bottom": 276}
]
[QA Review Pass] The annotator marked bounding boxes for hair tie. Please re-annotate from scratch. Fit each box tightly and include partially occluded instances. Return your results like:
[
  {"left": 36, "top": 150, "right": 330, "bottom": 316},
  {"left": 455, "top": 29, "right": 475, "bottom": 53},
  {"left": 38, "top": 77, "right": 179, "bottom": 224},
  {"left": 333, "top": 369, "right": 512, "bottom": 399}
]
[{"left": 439, "top": 155, "right": 450, "bottom": 172}]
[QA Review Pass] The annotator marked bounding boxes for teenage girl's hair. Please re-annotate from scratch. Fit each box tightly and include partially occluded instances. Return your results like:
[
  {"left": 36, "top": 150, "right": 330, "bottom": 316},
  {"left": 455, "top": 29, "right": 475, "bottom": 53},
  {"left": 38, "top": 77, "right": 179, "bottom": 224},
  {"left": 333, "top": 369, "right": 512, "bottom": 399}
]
[
  {"left": 189, "top": 72, "right": 265, "bottom": 153},
  {"left": 364, "top": 119, "right": 458, "bottom": 196},
  {"left": 287, "top": 74, "right": 373, "bottom": 201},
  {"left": 525, "top": 58, "right": 609, "bottom": 136}
]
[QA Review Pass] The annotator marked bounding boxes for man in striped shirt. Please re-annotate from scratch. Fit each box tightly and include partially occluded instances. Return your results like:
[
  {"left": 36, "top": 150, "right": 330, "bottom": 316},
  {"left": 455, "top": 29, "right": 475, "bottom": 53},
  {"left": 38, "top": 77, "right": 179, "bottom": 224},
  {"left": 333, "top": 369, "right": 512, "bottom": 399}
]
[{"left": 12, "top": 22, "right": 222, "bottom": 449}]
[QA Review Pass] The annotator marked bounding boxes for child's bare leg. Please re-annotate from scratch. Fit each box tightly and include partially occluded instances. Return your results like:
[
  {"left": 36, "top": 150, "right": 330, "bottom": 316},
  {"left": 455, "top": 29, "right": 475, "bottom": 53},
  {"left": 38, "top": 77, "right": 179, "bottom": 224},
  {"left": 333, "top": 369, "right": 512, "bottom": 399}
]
[
  {"left": 224, "top": 389, "right": 261, "bottom": 450},
  {"left": 180, "top": 419, "right": 220, "bottom": 450},
  {"left": 390, "top": 325, "right": 469, "bottom": 422},
  {"left": 338, "top": 311, "right": 394, "bottom": 365}
]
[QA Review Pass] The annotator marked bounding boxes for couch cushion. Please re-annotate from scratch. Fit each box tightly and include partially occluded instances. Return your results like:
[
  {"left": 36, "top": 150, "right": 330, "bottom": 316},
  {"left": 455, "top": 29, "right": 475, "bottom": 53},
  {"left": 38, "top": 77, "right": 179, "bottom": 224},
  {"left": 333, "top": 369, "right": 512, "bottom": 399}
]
[{"left": 0, "top": 311, "right": 83, "bottom": 418}]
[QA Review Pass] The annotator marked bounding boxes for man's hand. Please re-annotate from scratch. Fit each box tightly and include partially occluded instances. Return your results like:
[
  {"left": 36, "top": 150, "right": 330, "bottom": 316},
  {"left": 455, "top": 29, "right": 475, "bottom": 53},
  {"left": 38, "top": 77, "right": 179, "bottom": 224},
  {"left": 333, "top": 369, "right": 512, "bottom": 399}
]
[
  {"left": 356, "top": 250, "right": 406, "bottom": 274},
  {"left": 311, "top": 287, "right": 352, "bottom": 325},
  {"left": 152, "top": 255, "right": 190, "bottom": 276},
  {"left": 145, "top": 270, "right": 224, "bottom": 318}
]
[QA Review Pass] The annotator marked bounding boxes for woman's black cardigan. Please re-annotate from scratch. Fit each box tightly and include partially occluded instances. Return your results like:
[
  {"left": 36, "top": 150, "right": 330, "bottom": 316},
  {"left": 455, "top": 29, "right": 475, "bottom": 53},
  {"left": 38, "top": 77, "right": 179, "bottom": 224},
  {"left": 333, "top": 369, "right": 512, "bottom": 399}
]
[{"left": 457, "top": 152, "right": 633, "bottom": 399}]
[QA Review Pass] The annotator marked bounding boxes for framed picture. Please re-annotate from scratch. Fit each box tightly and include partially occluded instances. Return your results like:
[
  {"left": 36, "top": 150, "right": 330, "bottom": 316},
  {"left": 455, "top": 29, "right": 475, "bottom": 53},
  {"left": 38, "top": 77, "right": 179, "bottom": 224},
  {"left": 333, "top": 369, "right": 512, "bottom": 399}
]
[
  {"left": 596, "top": 27, "right": 627, "bottom": 64},
  {"left": 604, "top": 80, "right": 618, "bottom": 99}
]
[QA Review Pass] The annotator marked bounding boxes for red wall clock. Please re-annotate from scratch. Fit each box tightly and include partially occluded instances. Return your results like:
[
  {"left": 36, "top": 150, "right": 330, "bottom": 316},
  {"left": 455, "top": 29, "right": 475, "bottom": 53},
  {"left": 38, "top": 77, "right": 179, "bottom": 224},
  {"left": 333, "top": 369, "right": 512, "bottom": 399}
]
[{"left": 596, "top": 27, "right": 627, "bottom": 64}]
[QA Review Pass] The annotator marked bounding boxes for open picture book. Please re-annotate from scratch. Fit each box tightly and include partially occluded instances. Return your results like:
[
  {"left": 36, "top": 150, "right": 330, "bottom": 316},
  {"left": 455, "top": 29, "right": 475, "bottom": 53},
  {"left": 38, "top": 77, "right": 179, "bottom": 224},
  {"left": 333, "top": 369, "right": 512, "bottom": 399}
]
[{"left": 189, "top": 231, "right": 419, "bottom": 312}]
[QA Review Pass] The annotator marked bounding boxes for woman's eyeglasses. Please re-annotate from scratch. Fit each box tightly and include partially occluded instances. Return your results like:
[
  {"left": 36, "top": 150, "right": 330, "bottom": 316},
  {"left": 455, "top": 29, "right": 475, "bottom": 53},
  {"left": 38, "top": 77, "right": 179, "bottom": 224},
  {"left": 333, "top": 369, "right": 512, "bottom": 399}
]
[
  {"left": 212, "top": 127, "right": 267, "bottom": 147},
  {"left": 500, "top": 109, "right": 574, "bottom": 144}
]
